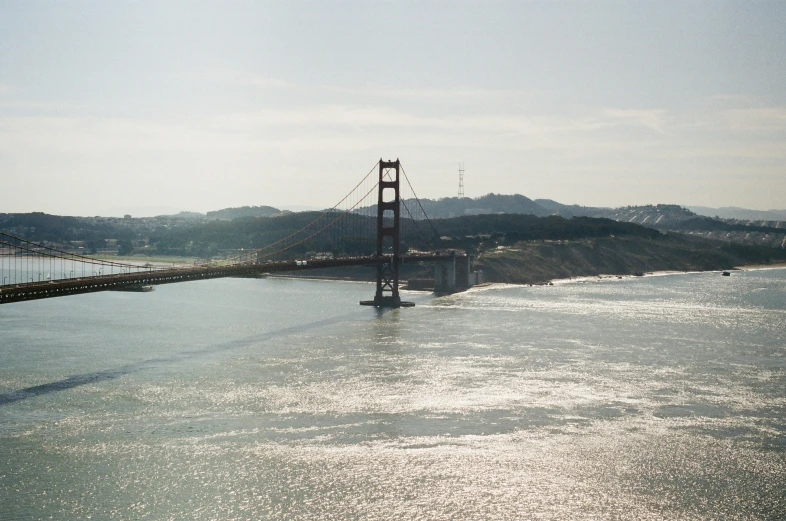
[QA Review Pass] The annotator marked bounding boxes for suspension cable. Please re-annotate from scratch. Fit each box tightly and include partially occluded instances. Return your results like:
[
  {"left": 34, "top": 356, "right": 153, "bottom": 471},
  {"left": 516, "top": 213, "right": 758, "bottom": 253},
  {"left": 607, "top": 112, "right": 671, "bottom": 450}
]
[
  {"left": 400, "top": 165, "right": 442, "bottom": 243},
  {"left": 219, "top": 160, "right": 381, "bottom": 264},
  {"left": 0, "top": 232, "right": 162, "bottom": 271}
]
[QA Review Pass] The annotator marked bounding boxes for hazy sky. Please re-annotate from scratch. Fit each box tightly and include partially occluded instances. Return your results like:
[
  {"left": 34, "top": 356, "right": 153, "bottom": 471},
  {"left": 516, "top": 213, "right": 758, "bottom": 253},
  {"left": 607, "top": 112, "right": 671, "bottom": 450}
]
[{"left": 1, "top": 1, "right": 784, "bottom": 216}]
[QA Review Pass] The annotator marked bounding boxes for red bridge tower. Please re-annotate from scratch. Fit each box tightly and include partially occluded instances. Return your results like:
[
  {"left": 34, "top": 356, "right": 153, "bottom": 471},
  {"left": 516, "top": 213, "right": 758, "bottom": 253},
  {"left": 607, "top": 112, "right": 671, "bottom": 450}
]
[{"left": 360, "top": 159, "right": 414, "bottom": 308}]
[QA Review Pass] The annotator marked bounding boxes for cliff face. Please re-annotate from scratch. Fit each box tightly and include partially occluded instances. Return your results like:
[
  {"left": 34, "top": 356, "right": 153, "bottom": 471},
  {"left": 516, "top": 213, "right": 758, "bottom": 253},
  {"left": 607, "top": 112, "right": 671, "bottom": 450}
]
[{"left": 474, "top": 235, "right": 786, "bottom": 285}]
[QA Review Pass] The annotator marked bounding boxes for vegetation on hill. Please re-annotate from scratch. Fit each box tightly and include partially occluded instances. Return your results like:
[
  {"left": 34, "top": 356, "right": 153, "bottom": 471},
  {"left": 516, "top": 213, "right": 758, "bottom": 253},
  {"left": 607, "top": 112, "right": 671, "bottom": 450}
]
[
  {"left": 0, "top": 212, "right": 137, "bottom": 253},
  {"left": 689, "top": 206, "right": 786, "bottom": 221},
  {"left": 205, "top": 205, "right": 285, "bottom": 220},
  {"left": 433, "top": 214, "right": 659, "bottom": 243},
  {"left": 3, "top": 201, "right": 785, "bottom": 284},
  {"left": 376, "top": 196, "right": 786, "bottom": 248},
  {"left": 475, "top": 235, "right": 786, "bottom": 284},
  {"left": 142, "top": 212, "right": 669, "bottom": 259},
  {"left": 412, "top": 194, "right": 550, "bottom": 218}
]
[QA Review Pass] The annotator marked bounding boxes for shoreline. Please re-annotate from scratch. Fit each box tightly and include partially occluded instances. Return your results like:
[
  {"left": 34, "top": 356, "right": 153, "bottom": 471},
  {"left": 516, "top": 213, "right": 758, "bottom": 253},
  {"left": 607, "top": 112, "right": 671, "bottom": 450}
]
[
  {"left": 734, "top": 261, "right": 786, "bottom": 271},
  {"left": 263, "top": 263, "right": 786, "bottom": 293},
  {"left": 546, "top": 263, "right": 786, "bottom": 287},
  {"left": 106, "top": 253, "right": 786, "bottom": 289}
]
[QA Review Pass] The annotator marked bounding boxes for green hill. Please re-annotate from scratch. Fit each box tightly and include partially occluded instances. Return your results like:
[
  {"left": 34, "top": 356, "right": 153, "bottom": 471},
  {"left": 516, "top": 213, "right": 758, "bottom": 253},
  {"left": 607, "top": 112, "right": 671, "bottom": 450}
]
[{"left": 475, "top": 234, "right": 786, "bottom": 284}]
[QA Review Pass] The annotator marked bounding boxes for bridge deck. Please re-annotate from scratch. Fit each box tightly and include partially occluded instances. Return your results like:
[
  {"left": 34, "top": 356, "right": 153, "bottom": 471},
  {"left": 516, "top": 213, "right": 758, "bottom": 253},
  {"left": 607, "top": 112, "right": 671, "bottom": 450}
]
[{"left": 0, "top": 254, "right": 456, "bottom": 304}]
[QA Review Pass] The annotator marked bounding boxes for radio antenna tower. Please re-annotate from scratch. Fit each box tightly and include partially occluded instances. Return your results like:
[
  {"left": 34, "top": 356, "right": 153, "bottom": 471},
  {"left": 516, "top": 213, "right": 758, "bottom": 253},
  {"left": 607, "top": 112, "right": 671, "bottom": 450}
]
[{"left": 458, "top": 163, "right": 465, "bottom": 198}]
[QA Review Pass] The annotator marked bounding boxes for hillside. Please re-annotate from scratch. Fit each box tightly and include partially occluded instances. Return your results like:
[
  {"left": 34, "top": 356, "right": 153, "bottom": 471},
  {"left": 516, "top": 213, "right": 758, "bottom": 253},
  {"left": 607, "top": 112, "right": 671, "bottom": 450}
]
[
  {"left": 4, "top": 192, "right": 785, "bottom": 267},
  {"left": 404, "top": 194, "right": 550, "bottom": 219},
  {"left": 205, "top": 205, "right": 286, "bottom": 220},
  {"left": 689, "top": 206, "right": 786, "bottom": 221},
  {"left": 531, "top": 201, "right": 786, "bottom": 249},
  {"left": 4, "top": 208, "right": 786, "bottom": 285},
  {"left": 475, "top": 235, "right": 786, "bottom": 285}
]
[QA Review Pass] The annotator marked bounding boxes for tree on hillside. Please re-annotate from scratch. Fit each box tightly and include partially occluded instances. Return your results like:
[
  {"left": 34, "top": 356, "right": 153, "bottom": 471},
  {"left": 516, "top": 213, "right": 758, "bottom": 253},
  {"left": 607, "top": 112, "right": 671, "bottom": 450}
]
[{"left": 117, "top": 240, "right": 133, "bottom": 256}]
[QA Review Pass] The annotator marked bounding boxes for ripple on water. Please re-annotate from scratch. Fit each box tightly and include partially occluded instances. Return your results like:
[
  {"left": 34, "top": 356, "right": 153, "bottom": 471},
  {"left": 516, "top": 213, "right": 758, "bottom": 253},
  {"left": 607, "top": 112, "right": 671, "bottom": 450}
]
[{"left": 1, "top": 271, "right": 785, "bottom": 519}]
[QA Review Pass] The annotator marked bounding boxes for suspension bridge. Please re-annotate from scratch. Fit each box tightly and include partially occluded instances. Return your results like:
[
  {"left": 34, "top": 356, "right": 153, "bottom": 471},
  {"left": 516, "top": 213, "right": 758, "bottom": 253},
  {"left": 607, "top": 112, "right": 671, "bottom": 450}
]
[{"left": 1, "top": 160, "right": 476, "bottom": 307}]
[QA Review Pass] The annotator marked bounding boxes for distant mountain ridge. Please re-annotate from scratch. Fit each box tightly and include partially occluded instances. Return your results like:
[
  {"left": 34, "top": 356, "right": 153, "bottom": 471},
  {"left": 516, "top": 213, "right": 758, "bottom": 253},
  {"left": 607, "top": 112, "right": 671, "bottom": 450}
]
[
  {"left": 416, "top": 195, "right": 700, "bottom": 225},
  {"left": 400, "top": 195, "right": 785, "bottom": 249},
  {"left": 194, "top": 197, "right": 783, "bottom": 250},
  {"left": 688, "top": 206, "right": 786, "bottom": 221},
  {"left": 532, "top": 199, "right": 607, "bottom": 218},
  {"left": 405, "top": 195, "right": 699, "bottom": 224},
  {"left": 205, "top": 205, "right": 286, "bottom": 220},
  {"left": 3, "top": 196, "right": 783, "bottom": 254},
  {"left": 157, "top": 198, "right": 782, "bottom": 229},
  {"left": 409, "top": 194, "right": 550, "bottom": 219}
]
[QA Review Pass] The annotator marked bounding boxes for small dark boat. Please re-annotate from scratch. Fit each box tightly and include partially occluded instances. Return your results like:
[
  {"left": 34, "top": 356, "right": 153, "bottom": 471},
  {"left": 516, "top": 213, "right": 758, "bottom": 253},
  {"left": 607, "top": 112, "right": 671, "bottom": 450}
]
[{"left": 722, "top": 271, "right": 730, "bottom": 276}]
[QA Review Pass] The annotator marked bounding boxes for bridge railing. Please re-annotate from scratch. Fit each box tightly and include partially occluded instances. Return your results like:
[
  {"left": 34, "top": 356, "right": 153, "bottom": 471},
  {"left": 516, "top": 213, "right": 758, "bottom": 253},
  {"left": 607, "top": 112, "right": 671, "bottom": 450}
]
[{"left": 0, "top": 232, "right": 177, "bottom": 287}]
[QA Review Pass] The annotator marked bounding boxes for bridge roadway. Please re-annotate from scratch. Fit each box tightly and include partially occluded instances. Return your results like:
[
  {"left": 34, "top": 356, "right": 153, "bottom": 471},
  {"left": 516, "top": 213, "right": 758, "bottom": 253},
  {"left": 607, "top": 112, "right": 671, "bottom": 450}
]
[{"left": 0, "top": 253, "right": 458, "bottom": 305}]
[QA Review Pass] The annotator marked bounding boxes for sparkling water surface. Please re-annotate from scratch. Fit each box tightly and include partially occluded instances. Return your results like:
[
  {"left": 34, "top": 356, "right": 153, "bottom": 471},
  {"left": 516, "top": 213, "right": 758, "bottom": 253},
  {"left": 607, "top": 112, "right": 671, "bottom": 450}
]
[{"left": 1, "top": 270, "right": 784, "bottom": 520}]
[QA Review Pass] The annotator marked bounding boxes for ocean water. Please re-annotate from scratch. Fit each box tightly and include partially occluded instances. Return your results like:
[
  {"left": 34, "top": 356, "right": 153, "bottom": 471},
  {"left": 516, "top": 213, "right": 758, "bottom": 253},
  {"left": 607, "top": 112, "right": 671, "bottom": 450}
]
[{"left": 1, "top": 269, "right": 784, "bottom": 520}]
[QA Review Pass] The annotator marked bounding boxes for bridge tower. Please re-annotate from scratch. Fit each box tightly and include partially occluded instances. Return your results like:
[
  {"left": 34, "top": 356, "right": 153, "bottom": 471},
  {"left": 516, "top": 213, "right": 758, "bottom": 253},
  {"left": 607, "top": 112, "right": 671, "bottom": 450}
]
[{"left": 361, "top": 159, "right": 414, "bottom": 308}]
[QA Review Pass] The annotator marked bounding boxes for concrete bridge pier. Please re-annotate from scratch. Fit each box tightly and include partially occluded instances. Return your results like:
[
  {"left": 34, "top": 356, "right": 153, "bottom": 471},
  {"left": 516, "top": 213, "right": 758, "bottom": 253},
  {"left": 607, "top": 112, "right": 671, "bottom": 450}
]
[
  {"left": 434, "top": 255, "right": 456, "bottom": 294},
  {"left": 434, "top": 253, "right": 476, "bottom": 295},
  {"left": 455, "top": 254, "right": 473, "bottom": 291}
]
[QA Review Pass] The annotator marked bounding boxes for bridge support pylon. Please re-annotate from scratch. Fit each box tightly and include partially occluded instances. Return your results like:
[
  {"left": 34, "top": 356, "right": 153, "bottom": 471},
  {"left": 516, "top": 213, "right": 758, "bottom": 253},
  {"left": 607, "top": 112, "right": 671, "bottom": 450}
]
[
  {"left": 434, "top": 253, "right": 457, "bottom": 295},
  {"left": 361, "top": 159, "right": 415, "bottom": 308}
]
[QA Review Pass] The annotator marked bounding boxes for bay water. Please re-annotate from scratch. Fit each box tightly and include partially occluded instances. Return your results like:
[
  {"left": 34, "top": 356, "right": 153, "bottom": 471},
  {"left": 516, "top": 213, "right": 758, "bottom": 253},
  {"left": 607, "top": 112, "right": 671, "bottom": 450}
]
[{"left": 1, "top": 269, "right": 784, "bottom": 519}]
